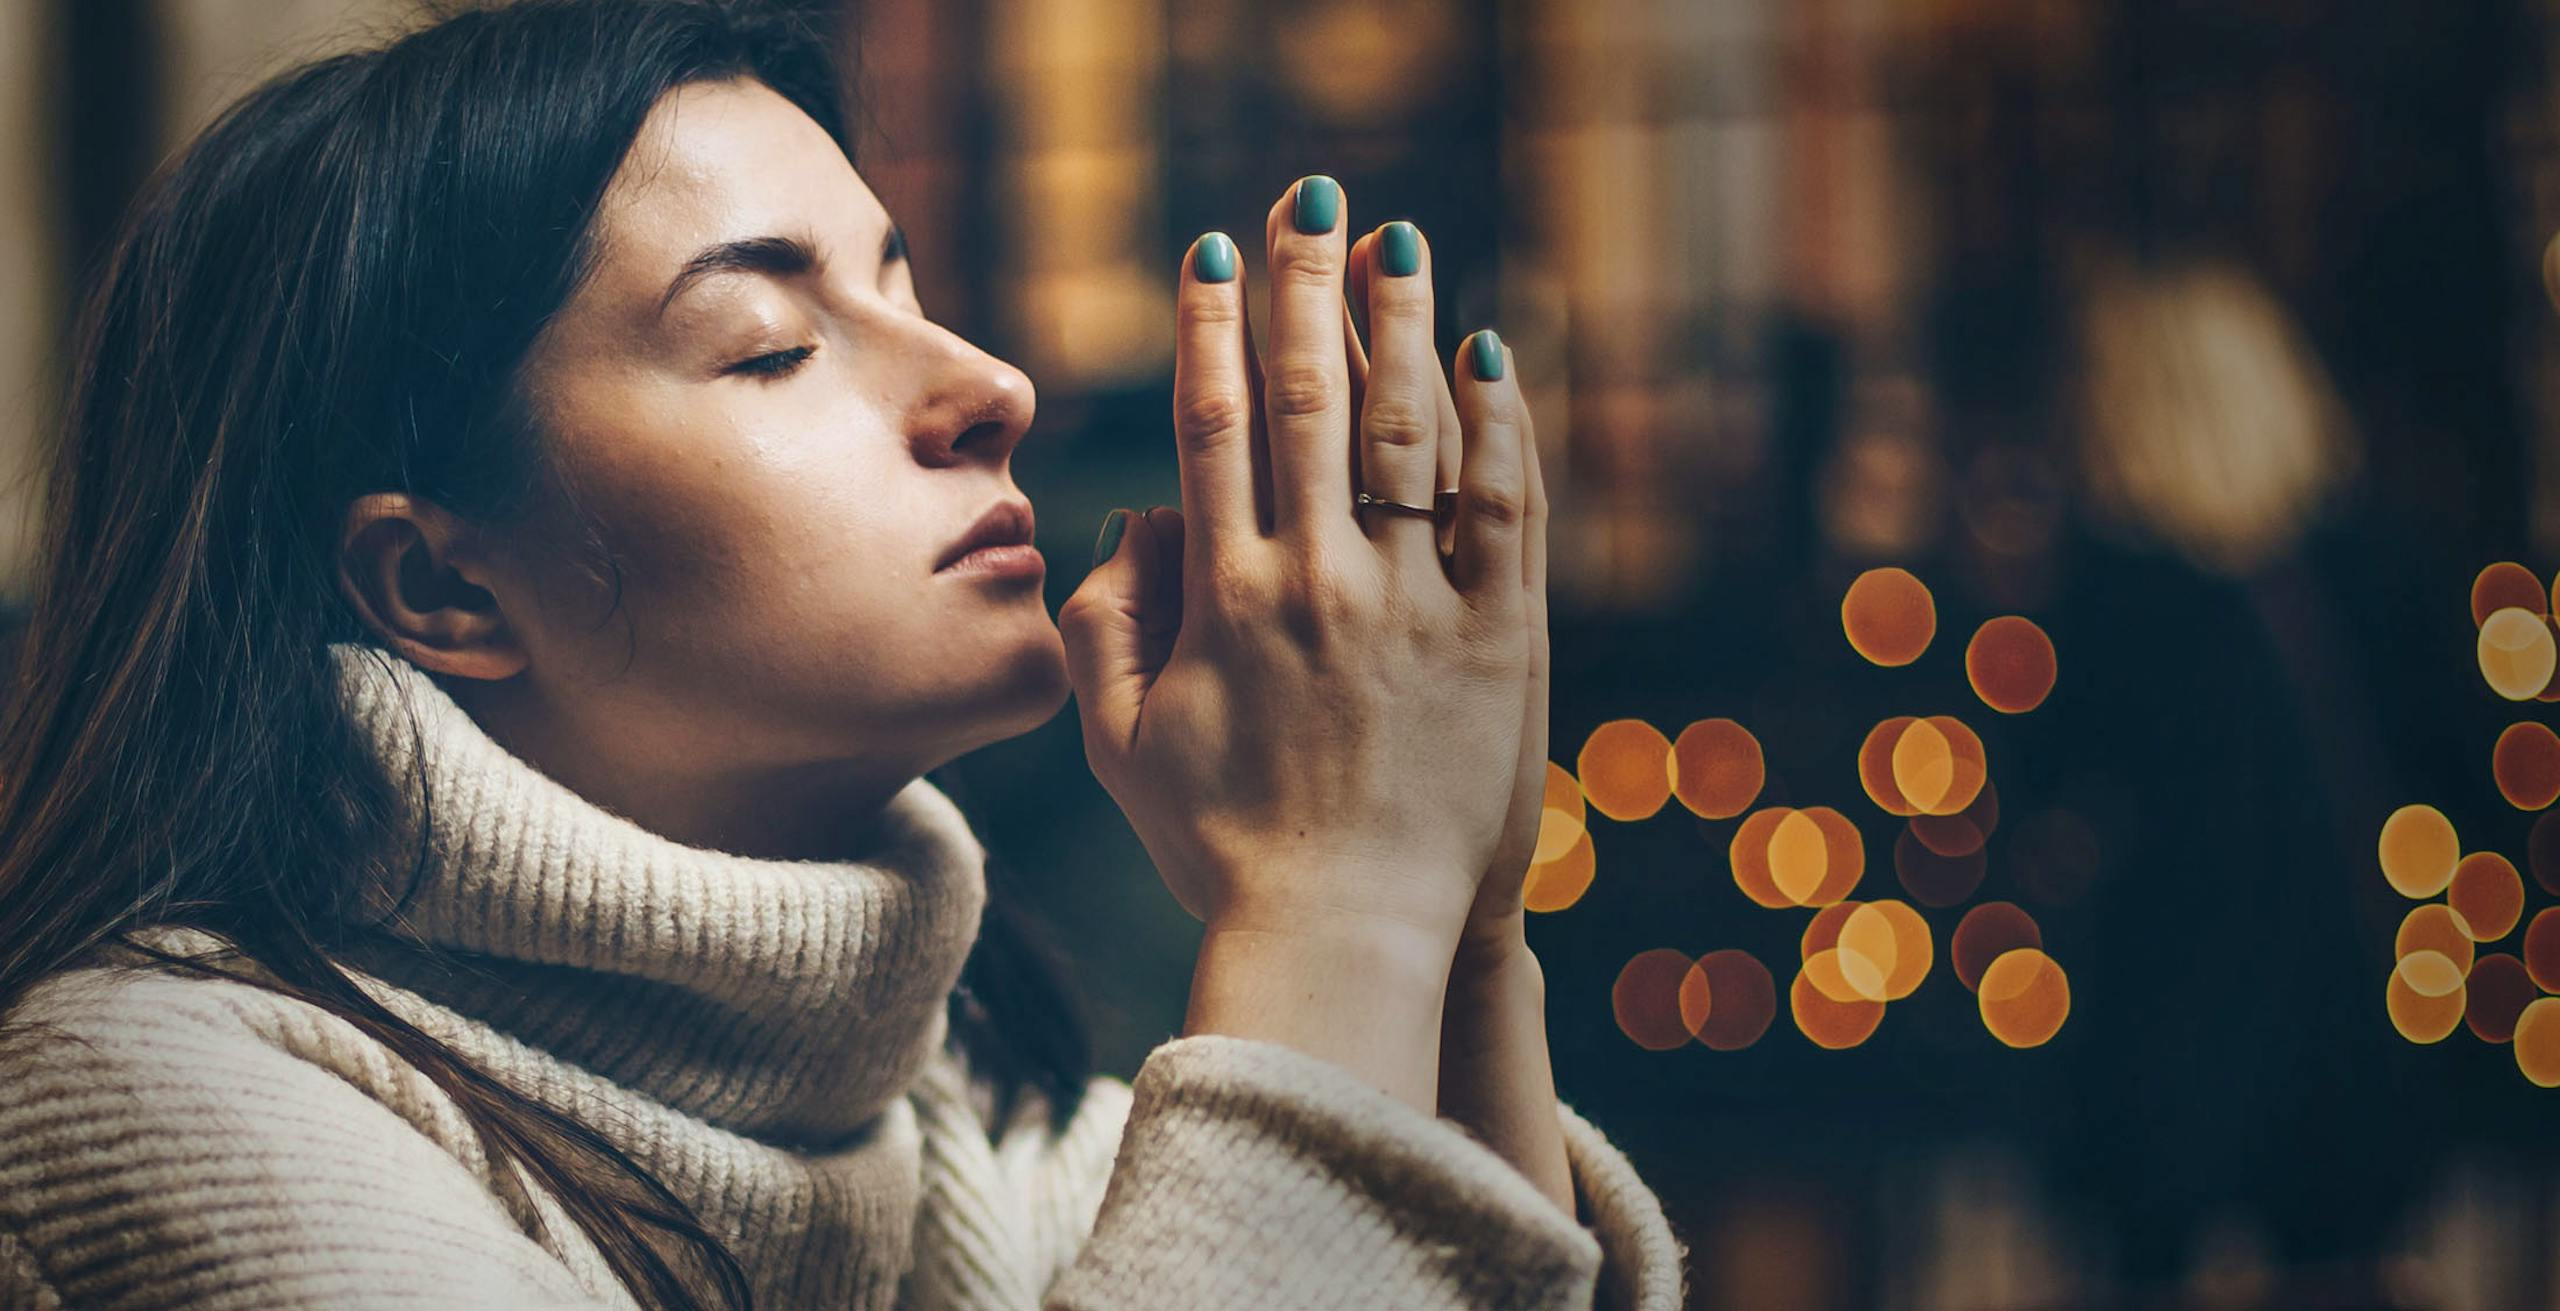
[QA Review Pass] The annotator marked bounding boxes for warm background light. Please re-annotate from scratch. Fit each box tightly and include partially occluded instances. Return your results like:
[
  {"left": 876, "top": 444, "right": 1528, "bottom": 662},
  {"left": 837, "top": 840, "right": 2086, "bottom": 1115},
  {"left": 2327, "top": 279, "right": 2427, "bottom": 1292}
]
[
  {"left": 1965, "top": 615, "right": 2058, "bottom": 713},
  {"left": 2477, "top": 606, "right": 2557, "bottom": 700},
  {"left": 1841, "top": 567, "right": 1936, "bottom": 667},
  {"left": 2492, "top": 722, "right": 2560, "bottom": 810},
  {"left": 2470, "top": 561, "right": 2545, "bottom": 625},
  {"left": 1953, "top": 902, "right": 2043, "bottom": 992},
  {"left": 1680, "top": 949, "right": 1777, "bottom": 1052},
  {"left": 2377, "top": 804, "right": 2460, "bottom": 898},
  {"left": 1613, "top": 948, "right": 1696, "bottom": 1051},
  {"left": 1670, "top": 718, "right": 1765, "bottom": 820},
  {"left": 1578, "top": 719, "right": 1674, "bottom": 821},
  {"left": 2447, "top": 852, "right": 2524, "bottom": 941},
  {"left": 1978, "top": 948, "right": 2070, "bottom": 1047}
]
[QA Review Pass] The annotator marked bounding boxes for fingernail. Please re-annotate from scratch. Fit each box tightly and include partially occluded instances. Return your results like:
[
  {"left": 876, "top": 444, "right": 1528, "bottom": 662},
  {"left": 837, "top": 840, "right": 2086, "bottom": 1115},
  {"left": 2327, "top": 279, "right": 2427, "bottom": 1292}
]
[
  {"left": 1092, "top": 508, "right": 1131, "bottom": 566},
  {"left": 1380, "top": 221, "right": 1420, "bottom": 277},
  {"left": 1469, "top": 328, "right": 1505, "bottom": 381},
  {"left": 1193, "top": 232, "right": 1237, "bottom": 283},
  {"left": 1293, "top": 175, "right": 1340, "bottom": 234}
]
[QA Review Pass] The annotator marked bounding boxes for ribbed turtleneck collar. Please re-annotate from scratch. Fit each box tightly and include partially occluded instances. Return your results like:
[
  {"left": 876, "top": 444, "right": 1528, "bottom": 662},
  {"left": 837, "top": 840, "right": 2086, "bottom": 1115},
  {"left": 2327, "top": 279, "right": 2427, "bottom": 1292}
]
[{"left": 321, "top": 641, "right": 990, "bottom": 1148}]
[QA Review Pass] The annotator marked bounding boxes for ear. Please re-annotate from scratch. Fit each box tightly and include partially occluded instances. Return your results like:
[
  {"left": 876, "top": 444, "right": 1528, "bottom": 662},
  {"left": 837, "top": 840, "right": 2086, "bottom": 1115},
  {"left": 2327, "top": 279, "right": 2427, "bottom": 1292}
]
[{"left": 337, "top": 492, "right": 530, "bottom": 682}]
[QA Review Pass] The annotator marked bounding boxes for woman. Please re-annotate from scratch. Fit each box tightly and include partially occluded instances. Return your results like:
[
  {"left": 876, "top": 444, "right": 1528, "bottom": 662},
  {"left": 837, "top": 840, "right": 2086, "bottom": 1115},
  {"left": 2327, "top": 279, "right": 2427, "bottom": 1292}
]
[{"left": 0, "top": 2, "right": 1682, "bottom": 1308}]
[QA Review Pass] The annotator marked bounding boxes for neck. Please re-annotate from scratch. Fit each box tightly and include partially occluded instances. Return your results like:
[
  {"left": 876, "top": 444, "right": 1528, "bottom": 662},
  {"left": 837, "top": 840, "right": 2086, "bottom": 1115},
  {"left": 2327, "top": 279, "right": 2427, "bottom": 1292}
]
[
  {"left": 320, "top": 641, "right": 992, "bottom": 1144},
  {"left": 441, "top": 668, "right": 916, "bottom": 862}
]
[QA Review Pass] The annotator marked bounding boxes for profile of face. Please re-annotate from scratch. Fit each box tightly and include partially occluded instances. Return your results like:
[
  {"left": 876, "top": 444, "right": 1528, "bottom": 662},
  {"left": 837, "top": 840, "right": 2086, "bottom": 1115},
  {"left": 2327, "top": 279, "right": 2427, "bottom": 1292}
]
[{"left": 341, "top": 77, "right": 1065, "bottom": 853}]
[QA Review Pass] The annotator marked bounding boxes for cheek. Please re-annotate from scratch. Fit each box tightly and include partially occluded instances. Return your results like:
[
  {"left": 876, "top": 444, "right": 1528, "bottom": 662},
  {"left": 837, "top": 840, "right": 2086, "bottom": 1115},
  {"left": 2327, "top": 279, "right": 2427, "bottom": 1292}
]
[{"left": 531, "top": 394, "right": 914, "bottom": 640}]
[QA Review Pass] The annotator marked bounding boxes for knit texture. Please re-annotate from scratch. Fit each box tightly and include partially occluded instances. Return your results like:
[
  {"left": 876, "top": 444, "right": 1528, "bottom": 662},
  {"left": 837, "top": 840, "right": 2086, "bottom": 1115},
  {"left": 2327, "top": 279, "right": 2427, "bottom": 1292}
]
[{"left": 0, "top": 643, "right": 1686, "bottom": 1310}]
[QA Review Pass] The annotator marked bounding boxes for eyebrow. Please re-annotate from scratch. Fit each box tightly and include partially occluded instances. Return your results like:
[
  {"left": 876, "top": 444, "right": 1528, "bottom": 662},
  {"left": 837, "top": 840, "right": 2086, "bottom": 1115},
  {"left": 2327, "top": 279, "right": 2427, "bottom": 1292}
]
[{"left": 654, "top": 223, "right": 910, "bottom": 319}]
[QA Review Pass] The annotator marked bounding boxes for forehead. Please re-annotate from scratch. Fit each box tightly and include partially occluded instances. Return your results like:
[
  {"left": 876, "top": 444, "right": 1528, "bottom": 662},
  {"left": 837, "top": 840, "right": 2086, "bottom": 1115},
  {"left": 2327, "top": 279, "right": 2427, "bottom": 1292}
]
[{"left": 587, "top": 77, "right": 885, "bottom": 283}]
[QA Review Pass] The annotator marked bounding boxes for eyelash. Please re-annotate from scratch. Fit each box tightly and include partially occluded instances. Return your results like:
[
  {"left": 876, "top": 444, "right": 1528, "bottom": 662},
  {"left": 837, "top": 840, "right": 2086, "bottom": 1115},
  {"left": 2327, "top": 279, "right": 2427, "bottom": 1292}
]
[{"left": 729, "top": 345, "right": 816, "bottom": 379}]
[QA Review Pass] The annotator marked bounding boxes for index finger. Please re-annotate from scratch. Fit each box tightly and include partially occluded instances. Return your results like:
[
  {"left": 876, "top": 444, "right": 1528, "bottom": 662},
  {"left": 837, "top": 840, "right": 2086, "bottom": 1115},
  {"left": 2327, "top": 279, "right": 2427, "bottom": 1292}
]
[{"left": 1171, "top": 231, "right": 1262, "bottom": 564}]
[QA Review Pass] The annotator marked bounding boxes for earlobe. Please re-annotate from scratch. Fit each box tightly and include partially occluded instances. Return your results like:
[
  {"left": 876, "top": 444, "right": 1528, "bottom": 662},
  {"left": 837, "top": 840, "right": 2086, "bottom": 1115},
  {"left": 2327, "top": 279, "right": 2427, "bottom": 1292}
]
[{"left": 337, "top": 492, "right": 530, "bottom": 682}]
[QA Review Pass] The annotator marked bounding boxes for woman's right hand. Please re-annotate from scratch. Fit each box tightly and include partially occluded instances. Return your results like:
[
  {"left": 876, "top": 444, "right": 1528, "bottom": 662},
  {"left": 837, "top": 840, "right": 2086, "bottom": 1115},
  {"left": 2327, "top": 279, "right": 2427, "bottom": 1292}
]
[{"left": 1058, "top": 175, "right": 1539, "bottom": 971}]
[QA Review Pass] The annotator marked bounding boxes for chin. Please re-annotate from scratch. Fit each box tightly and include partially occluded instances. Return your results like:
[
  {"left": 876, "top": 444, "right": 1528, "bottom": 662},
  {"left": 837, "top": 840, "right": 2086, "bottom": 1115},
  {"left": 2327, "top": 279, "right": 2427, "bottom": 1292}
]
[{"left": 963, "top": 621, "right": 1073, "bottom": 745}]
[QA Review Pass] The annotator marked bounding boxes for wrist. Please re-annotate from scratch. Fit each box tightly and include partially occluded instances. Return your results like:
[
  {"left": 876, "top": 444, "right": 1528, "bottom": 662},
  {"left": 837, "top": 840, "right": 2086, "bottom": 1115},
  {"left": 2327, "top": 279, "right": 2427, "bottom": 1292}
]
[{"left": 1187, "top": 904, "right": 1462, "bottom": 1114}]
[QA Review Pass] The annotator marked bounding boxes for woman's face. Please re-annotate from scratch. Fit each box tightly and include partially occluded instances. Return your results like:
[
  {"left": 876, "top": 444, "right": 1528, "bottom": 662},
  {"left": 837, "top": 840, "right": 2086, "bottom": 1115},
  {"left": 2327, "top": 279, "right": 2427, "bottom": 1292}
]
[{"left": 485, "top": 76, "right": 1064, "bottom": 808}]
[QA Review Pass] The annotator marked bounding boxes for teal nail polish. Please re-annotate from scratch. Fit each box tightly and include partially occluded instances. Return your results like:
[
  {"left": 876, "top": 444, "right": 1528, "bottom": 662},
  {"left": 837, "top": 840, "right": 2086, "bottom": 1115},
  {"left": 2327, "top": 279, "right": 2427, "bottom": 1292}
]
[
  {"left": 1193, "top": 232, "right": 1237, "bottom": 283},
  {"left": 1293, "top": 175, "right": 1340, "bottom": 234},
  {"left": 1092, "top": 508, "right": 1130, "bottom": 566},
  {"left": 1380, "top": 221, "right": 1420, "bottom": 277},
  {"left": 1469, "top": 329, "right": 1505, "bottom": 381}
]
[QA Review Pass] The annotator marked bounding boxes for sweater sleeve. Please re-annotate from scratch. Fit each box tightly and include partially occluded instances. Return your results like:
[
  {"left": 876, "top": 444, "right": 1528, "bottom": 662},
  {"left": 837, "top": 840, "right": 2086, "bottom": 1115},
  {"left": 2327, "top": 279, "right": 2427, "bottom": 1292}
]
[
  {"left": 0, "top": 972, "right": 630, "bottom": 1311},
  {"left": 1043, "top": 1034, "right": 1686, "bottom": 1311}
]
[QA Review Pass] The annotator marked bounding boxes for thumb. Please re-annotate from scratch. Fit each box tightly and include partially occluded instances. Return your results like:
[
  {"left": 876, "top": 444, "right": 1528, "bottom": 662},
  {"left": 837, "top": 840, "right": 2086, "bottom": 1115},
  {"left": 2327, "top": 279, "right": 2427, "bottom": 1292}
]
[{"left": 1059, "top": 506, "right": 1164, "bottom": 761}]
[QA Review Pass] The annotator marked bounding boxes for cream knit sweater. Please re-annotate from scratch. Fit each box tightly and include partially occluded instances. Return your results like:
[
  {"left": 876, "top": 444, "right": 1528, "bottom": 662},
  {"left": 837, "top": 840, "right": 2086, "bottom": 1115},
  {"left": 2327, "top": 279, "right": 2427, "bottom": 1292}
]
[{"left": 0, "top": 643, "right": 1685, "bottom": 1310}]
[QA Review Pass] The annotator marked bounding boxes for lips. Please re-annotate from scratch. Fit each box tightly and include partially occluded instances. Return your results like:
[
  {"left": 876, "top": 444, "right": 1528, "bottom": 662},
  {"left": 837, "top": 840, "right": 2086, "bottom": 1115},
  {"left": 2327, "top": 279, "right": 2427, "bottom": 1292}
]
[{"left": 936, "top": 498, "right": 1037, "bottom": 571}]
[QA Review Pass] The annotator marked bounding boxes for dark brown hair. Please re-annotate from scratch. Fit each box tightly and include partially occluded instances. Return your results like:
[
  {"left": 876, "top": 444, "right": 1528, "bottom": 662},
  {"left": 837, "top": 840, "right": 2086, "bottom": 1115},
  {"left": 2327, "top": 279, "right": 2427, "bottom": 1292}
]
[{"left": 0, "top": 3, "right": 1085, "bottom": 1307}]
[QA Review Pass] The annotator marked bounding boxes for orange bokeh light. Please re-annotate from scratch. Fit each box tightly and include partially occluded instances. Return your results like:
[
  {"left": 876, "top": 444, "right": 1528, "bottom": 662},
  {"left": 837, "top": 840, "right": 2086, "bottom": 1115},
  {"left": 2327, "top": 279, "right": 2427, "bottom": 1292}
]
[
  {"left": 2386, "top": 966, "right": 2466, "bottom": 1044},
  {"left": 1533, "top": 761, "right": 1587, "bottom": 864},
  {"left": 1801, "top": 807, "right": 1866, "bottom": 906},
  {"left": 1966, "top": 616, "right": 2058, "bottom": 714},
  {"left": 1613, "top": 949, "right": 1696, "bottom": 1051},
  {"left": 1679, "top": 949, "right": 1777, "bottom": 1052},
  {"left": 2377, "top": 804, "right": 2460, "bottom": 898},
  {"left": 1522, "top": 827, "right": 1596, "bottom": 913},
  {"left": 1978, "top": 948, "right": 2070, "bottom": 1047},
  {"left": 2448, "top": 852, "right": 2524, "bottom": 942},
  {"left": 2395, "top": 904, "right": 2476, "bottom": 982},
  {"left": 2493, "top": 722, "right": 2560, "bottom": 811},
  {"left": 1860, "top": 716, "right": 1921, "bottom": 816},
  {"left": 1842, "top": 567, "right": 1936, "bottom": 667},
  {"left": 1891, "top": 718, "right": 1956, "bottom": 814},
  {"left": 1801, "top": 901, "right": 1859, "bottom": 960},
  {"left": 1792, "top": 952, "right": 1887, "bottom": 1048},
  {"left": 2478, "top": 606, "right": 2557, "bottom": 701},
  {"left": 2465, "top": 954, "right": 2537, "bottom": 1044},
  {"left": 1843, "top": 899, "right": 1931, "bottom": 1000},
  {"left": 1670, "top": 718, "right": 1765, "bottom": 820},
  {"left": 2525, "top": 907, "right": 2560, "bottom": 992},
  {"left": 1579, "top": 719, "right": 1674, "bottom": 821},
  {"left": 2517, "top": 998, "right": 2560, "bottom": 1088},
  {"left": 1730, "top": 807, "right": 1795, "bottom": 909},
  {"left": 1919, "top": 717, "right": 1989, "bottom": 815},
  {"left": 1767, "top": 809, "right": 1831, "bottom": 906},
  {"left": 1953, "top": 901, "right": 2042, "bottom": 992},
  {"left": 2471, "top": 561, "right": 2545, "bottom": 626}
]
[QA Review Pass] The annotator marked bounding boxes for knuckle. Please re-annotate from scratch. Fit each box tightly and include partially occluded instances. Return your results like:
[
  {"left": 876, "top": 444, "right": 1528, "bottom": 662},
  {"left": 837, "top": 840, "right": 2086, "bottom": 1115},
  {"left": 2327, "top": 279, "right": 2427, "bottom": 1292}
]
[
  {"left": 1360, "top": 392, "right": 1436, "bottom": 450},
  {"left": 1465, "top": 482, "right": 1527, "bottom": 529},
  {"left": 1175, "top": 389, "right": 1250, "bottom": 442},
  {"left": 1272, "top": 241, "right": 1343, "bottom": 286},
  {"left": 1180, "top": 287, "right": 1245, "bottom": 328},
  {"left": 1265, "top": 361, "right": 1344, "bottom": 422}
]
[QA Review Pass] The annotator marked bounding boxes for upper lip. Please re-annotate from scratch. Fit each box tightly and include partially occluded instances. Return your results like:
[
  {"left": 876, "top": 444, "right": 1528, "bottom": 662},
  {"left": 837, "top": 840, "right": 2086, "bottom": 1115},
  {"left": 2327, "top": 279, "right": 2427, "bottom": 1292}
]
[{"left": 936, "top": 498, "right": 1037, "bottom": 570}]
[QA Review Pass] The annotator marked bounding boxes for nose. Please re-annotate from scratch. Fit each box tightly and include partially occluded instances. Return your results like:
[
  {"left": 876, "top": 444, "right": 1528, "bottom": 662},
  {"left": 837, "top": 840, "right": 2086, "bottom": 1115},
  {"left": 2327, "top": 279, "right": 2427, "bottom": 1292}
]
[{"left": 904, "top": 325, "right": 1036, "bottom": 468}]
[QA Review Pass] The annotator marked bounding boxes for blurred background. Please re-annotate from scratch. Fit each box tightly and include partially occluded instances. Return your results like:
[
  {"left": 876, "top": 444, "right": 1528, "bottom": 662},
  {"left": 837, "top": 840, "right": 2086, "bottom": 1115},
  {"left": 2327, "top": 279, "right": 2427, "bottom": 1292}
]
[{"left": 4, "top": 0, "right": 2560, "bottom": 1306}]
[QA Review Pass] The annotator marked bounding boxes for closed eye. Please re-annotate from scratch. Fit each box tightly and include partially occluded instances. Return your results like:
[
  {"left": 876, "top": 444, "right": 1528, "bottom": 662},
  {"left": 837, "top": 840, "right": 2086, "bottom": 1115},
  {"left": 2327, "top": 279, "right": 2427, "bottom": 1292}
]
[{"left": 729, "top": 345, "right": 816, "bottom": 379}]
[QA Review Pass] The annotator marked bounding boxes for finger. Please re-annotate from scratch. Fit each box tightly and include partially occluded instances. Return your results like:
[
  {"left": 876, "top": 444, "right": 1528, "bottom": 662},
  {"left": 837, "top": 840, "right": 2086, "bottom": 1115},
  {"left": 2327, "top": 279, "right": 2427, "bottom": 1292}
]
[
  {"left": 1171, "top": 232, "right": 1260, "bottom": 569},
  {"left": 1260, "top": 174, "right": 1356, "bottom": 537},
  {"left": 1343, "top": 229, "right": 1374, "bottom": 509},
  {"left": 1447, "top": 328, "right": 1526, "bottom": 627},
  {"left": 1140, "top": 504, "right": 1186, "bottom": 672},
  {"left": 1513, "top": 346, "right": 1542, "bottom": 594},
  {"left": 1059, "top": 507, "right": 1167, "bottom": 762},
  {"left": 1356, "top": 220, "right": 1448, "bottom": 577},
  {"left": 1432, "top": 369, "right": 1462, "bottom": 559}
]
